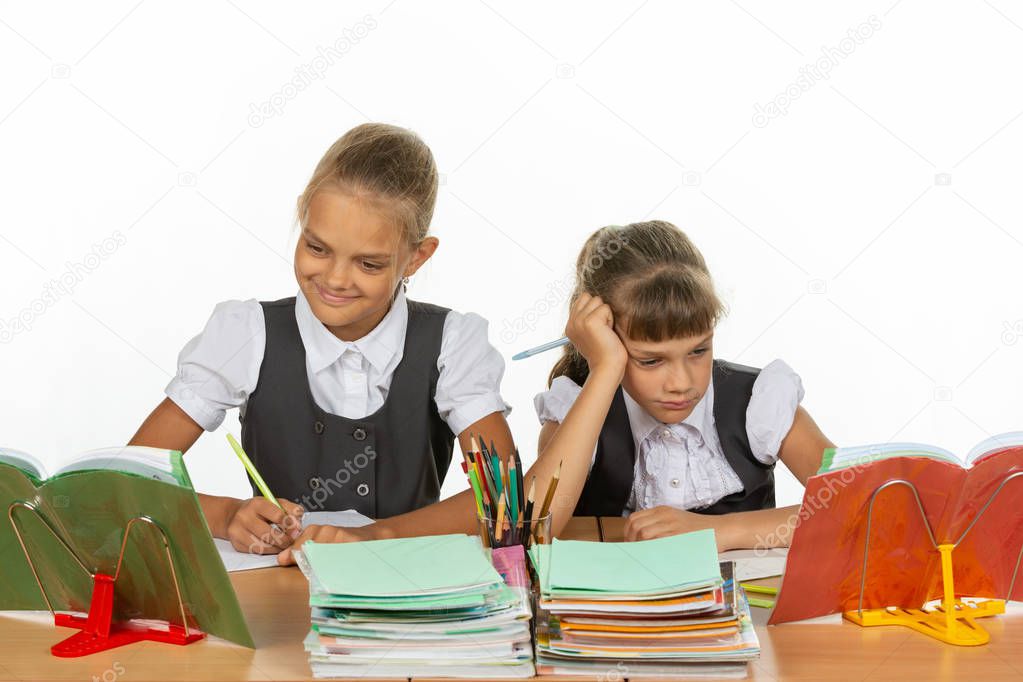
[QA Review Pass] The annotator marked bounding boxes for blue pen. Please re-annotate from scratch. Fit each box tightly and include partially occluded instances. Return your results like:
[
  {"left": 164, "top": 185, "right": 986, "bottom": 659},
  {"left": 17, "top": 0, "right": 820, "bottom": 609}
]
[{"left": 512, "top": 336, "right": 570, "bottom": 361}]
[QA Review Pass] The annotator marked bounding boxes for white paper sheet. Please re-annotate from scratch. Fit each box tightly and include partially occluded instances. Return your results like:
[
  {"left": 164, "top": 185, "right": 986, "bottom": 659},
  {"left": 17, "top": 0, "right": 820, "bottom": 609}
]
[
  {"left": 719, "top": 547, "right": 788, "bottom": 581},
  {"left": 216, "top": 509, "right": 374, "bottom": 572}
]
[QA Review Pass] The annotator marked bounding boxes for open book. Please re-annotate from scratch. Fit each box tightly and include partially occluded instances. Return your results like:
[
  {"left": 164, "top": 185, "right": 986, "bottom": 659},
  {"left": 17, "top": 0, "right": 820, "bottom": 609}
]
[
  {"left": 771, "top": 431, "right": 1023, "bottom": 624},
  {"left": 0, "top": 445, "right": 192, "bottom": 486},
  {"left": 819, "top": 431, "right": 1023, "bottom": 473},
  {"left": 0, "top": 444, "right": 252, "bottom": 647}
]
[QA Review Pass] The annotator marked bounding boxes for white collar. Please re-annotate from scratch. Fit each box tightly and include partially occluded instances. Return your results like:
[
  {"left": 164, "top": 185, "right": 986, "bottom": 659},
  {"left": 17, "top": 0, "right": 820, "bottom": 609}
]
[
  {"left": 294, "top": 287, "right": 408, "bottom": 375},
  {"left": 622, "top": 379, "right": 715, "bottom": 453}
]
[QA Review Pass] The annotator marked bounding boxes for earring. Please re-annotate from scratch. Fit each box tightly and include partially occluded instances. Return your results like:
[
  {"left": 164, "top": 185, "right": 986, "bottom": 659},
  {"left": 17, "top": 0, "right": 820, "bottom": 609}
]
[{"left": 402, "top": 276, "right": 410, "bottom": 285}]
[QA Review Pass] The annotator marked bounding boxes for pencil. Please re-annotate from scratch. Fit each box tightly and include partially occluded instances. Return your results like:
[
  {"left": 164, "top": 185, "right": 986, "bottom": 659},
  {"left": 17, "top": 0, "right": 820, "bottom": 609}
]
[
  {"left": 511, "top": 335, "right": 570, "bottom": 361},
  {"left": 523, "top": 476, "right": 536, "bottom": 546},
  {"left": 490, "top": 452, "right": 503, "bottom": 497},
  {"left": 495, "top": 490, "right": 507, "bottom": 543},
  {"left": 469, "top": 438, "right": 493, "bottom": 506},
  {"left": 512, "top": 448, "right": 524, "bottom": 505},
  {"left": 508, "top": 459, "right": 519, "bottom": 540},
  {"left": 469, "top": 452, "right": 488, "bottom": 507},
  {"left": 477, "top": 451, "right": 497, "bottom": 503},
  {"left": 478, "top": 439, "right": 499, "bottom": 498},
  {"left": 467, "top": 468, "right": 485, "bottom": 518},
  {"left": 537, "top": 461, "right": 561, "bottom": 520},
  {"left": 227, "top": 433, "right": 281, "bottom": 510},
  {"left": 748, "top": 597, "right": 775, "bottom": 609},
  {"left": 461, "top": 443, "right": 474, "bottom": 475},
  {"left": 536, "top": 462, "right": 561, "bottom": 544},
  {"left": 741, "top": 583, "right": 779, "bottom": 596},
  {"left": 500, "top": 459, "right": 511, "bottom": 500}
]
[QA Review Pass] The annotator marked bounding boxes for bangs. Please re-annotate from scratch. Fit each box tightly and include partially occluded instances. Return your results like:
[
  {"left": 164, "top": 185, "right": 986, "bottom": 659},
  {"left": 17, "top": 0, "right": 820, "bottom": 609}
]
[{"left": 616, "top": 266, "right": 724, "bottom": 342}]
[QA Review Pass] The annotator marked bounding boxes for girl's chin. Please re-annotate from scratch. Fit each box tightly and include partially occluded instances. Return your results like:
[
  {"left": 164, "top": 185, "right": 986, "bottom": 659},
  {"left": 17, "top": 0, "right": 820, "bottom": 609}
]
[{"left": 648, "top": 403, "right": 696, "bottom": 423}]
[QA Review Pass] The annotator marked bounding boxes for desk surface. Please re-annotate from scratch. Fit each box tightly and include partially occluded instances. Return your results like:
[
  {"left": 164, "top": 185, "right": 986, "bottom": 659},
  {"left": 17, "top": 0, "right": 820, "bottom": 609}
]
[{"left": 1, "top": 516, "right": 1021, "bottom": 681}]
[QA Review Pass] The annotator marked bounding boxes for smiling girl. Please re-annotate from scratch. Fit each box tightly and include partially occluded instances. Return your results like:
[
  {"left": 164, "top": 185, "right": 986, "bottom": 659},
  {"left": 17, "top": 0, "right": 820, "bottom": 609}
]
[
  {"left": 129, "top": 123, "right": 514, "bottom": 562},
  {"left": 527, "top": 220, "right": 835, "bottom": 549}
]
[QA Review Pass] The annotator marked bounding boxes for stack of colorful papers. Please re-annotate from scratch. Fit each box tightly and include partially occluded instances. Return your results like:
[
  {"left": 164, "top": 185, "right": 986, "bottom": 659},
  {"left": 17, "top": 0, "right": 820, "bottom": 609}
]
[
  {"left": 296, "top": 534, "right": 534, "bottom": 678},
  {"left": 529, "top": 529, "right": 760, "bottom": 677}
]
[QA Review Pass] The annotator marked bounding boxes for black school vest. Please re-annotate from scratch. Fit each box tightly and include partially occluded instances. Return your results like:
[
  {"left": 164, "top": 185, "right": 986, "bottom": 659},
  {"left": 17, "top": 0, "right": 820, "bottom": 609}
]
[
  {"left": 239, "top": 296, "right": 456, "bottom": 518},
  {"left": 574, "top": 360, "right": 775, "bottom": 517}
]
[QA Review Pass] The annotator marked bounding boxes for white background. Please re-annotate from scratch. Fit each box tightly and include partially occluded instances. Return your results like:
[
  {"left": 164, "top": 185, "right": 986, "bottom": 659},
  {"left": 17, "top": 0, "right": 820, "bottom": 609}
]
[{"left": 1, "top": 1, "right": 1021, "bottom": 509}]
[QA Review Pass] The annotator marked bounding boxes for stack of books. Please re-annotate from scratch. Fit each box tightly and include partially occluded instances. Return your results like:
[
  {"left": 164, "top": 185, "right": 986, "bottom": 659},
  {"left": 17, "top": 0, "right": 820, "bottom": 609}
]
[
  {"left": 295, "top": 533, "right": 534, "bottom": 679},
  {"left": 529, "top": 529, "right": 760, "bottom": 678}
]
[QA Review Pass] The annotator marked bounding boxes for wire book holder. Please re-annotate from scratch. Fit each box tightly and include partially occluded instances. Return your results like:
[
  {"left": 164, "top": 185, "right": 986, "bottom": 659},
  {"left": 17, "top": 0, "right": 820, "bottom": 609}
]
[
  {"left": 8, "top": 500, "right": 205, "bottom": 657},
  {"left": 844, "top": 473, "right": 1023, "bottom": 646}
]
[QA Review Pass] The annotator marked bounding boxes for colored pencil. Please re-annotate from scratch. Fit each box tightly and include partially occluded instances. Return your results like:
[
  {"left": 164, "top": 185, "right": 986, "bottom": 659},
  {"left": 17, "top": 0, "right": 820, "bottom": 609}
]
[
  {"left": 512, "top": 336, "right": 570, "bottom": 361},
  {"left": 495, "top": 490, "right": 507, "bottom": 543},
  {"left": 536, "top": 462, "right": 562, "bottom": 543},
  {"left": 467, "top": 468, "right": 485, "bottom": 518},
  {"left": 508, "top": 458, "right": 519, "bottom": 541},
  {"left": 500, "top": 459, "right": 510, "bottom": 499},
  {"left": 512, "top": 449, "right": 524, "bottom": 505},
  {"left": 227, "top": 434, "right": 281, "bottom": 510},
  {"left": 523, "top": 477, "right": 536, "bottom": 546}
]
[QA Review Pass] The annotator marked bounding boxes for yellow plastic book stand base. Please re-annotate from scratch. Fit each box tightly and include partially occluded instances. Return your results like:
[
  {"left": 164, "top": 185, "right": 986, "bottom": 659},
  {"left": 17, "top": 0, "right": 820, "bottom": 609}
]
[
  {"left": 844, "top": 544, "right": 1004, "bottom": 646},
  {"left": 844, "top": 598, "right": 1004, "bottom": 646}
]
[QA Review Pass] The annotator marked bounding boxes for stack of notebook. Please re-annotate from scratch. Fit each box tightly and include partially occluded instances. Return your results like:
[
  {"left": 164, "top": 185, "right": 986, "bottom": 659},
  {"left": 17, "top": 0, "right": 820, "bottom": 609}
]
[
  {"left": 529, "top": 529, "right": 760, "bottom": 678},
  {"left": 296, "top": 534, "right": 534, "bottom": 679}
]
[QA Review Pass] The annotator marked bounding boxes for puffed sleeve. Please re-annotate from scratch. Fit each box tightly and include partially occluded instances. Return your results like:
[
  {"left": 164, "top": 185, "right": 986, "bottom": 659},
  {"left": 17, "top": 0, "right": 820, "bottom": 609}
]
[
  {"left": 164, "top": 299, "right": 265, "bottom": 431},
  {"left": 533, "top": 375, "right": 583, "bottom": 425},
  {"left": 745, "top": 359, "right": 805, "bottom": 465},
  {"left": 434, "top": 310, "right": 512, "bottom": 436}
]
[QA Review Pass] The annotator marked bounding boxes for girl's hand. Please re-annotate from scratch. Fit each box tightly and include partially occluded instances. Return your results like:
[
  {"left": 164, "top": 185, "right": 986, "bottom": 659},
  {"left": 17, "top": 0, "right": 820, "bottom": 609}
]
[
  {"left": 624, "top": 505, "right": 733, "bottom": 551},
  {"left": 277, "top": 523, "right": 393, "bottom": 566},
  {"left": 565, "top": 293, "right": 627, "bottom": 380},
  {"left": 225, "top": 497, "right": 304, "bottom": 554}
]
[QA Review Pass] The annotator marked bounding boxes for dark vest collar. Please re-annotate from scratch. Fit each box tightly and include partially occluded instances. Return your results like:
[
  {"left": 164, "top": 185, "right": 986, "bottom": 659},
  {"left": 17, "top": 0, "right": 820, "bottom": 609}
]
[{"left": 574, "top": 359, "right": 775, "bottom": 517}]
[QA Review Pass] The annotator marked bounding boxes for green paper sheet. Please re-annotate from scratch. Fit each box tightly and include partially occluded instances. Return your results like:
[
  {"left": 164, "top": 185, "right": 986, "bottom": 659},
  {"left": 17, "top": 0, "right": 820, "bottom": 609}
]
[
  {"left": 303, "top": 533, "right": 501, "bottom": 597},
  {"left": 547, "top": 529, "right": 721, "bottom": 595}
]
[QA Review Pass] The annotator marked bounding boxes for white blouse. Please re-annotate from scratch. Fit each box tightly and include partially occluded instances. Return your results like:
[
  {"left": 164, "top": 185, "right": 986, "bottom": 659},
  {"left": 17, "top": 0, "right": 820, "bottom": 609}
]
[
  {"left": 166, "top": 288, "right": 511, "bottom": 435},
  {"left": 533, "top": 360, "right": 804, "bottom": 514}
]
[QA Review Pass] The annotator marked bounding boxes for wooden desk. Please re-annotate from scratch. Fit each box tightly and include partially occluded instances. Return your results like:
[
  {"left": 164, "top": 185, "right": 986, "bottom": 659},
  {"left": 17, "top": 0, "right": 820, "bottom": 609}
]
[{"left": 1, "top": 518, "right": 1021, "bottom": 681}]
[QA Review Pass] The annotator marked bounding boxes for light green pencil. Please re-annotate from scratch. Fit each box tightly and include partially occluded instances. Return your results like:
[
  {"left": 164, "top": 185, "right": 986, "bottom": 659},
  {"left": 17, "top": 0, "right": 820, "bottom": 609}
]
[{"left": 226, "top": 433, "right": 282, "bottom": 510}]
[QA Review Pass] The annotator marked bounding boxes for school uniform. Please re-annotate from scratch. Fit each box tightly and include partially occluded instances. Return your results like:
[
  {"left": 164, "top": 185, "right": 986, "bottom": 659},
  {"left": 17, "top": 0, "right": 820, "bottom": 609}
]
[
  {"left": 534, "top": 359, "right": 804, "bottom": 517},
  {"left": 165, "top": 288, "right": 510, "bottom": 517}
]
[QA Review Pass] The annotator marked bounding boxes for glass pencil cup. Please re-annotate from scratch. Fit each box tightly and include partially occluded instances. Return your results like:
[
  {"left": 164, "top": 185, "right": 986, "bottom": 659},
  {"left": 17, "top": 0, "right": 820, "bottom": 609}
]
[{"left": 477, "top": 510, "right": 552, "bottom": 550}]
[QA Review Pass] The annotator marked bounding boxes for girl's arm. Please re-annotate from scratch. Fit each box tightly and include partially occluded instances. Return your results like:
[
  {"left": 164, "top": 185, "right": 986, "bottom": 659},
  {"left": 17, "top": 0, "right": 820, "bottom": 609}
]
[
  {"left": 774, "top": 405, "right": 834, "bottom": 484},
  {"left": 524, "top": 365, "right": 622, "bottom": 537},
  {"left": 521, "top": 294, "right": 627, "bottom": 538},
  {"left": 129, "top": 398, "right": 303, "bottom": 552},
  {"left": 624, "top": 405, "right": 835, "bottom": 550}
]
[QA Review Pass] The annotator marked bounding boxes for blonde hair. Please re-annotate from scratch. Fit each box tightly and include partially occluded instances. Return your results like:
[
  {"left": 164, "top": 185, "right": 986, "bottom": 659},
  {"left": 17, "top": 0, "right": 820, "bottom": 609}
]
[
  {"left": 296, "top": 123, "right": 438, "bottom": 246},
  {"left": 549, "top": 220, "right": 726, "bottom": 386}
]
